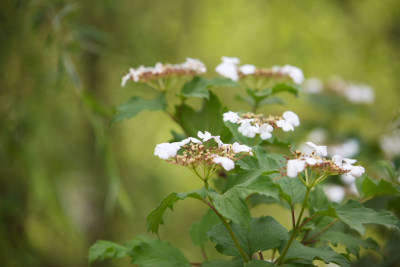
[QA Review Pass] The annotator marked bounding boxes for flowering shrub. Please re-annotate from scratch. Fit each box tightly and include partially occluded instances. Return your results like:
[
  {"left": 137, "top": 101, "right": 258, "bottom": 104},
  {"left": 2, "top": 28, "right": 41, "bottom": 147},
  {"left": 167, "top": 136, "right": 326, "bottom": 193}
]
[{"left": 89, "top": 58, "right": 400, "bottom": 267}]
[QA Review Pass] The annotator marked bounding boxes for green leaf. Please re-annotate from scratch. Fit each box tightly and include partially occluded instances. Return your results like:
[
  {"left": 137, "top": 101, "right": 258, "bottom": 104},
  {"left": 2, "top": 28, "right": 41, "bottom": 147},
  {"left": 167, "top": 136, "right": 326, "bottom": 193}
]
[
  {"left": 277, "top": 177, "right": 307, "bottom": 205},
  {"left": 190, "top": 209, "right": 220, "bottom": 246},
  {"left": 127, "top": 236, "right": 190, "bottom": 267},
  {"left": 211, "top": 175, "right": 281, "bottom": 226},
  {"left": 315, "top": 200, "right": 399, "bottom": 235},
  {"left": 112, "top": 94, "right": 166, "bottom": 123},
  {"left": 245, "top": 260, "right": 274, "bottom": 266},
  {"left": 282, "top": 240, "right": 349, "bottom": 267},
  {"left": 270, "top": 83, "right": 302, "bottom": 97},
  {"left": 88, "top": 240, "right": 128, "bottom": 265},
  {"left": 177, "top": 92, "right": 231, "bottom": 140},
  {"left": 308, "top": 186, "right": 329, "bottom": 215},
  {"left": 208, "top": 216, "right": 288, "bottom": 259},
  {"left": 147, "top": 187, "right": 207, "bottom": 235},
  {"left": 258, "top": 96, "right": 286, "bottom": 106},
  {"left": 356, "top": 176, "right": 399, "bottom": 199},
  {"left": 319, "top": 231, "right": 380, "bottom": 258},
  {"left": 201, "top": 259, "right": 244, "bottom": 267},
  {"left": 237, "top": 146, "right": 284, "bottom": 174}
]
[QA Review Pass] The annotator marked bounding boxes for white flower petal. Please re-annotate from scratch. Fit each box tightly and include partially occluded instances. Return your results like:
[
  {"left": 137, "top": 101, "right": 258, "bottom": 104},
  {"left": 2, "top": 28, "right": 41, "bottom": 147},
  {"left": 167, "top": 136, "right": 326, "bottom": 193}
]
[
  {"left": 323, "top": 185, "right": 345, "bottom": 202},
  {"left": 287, "top": 159, "right": 306, "bottom": 178},
  {"left": 154, "top": 143, "right": 181, "bottom": 160},
  {"left": 259, "top": 123, "right": 273, "bottom": 140},
  {"left": 232, "top": 142, "right": 252, "bottom": 154},
  {"left": 282, "top": 111, "right": 300, "bottom": 127},
  {"left": 223, "top": 111, "right": 240, "bottom": 123},
  {"left": 350, "top": 166, "right": 365, "bottom": 178},
  {"left": 239, "top": 64, "right": 256, "bottom": 75},
  {"left": 306, "top": 141, "right": 327, "bottom": 157},
  {"left": 277, "top": 120, "right": 294, "bottom": 132},
  {"left": 213, "top": 156, "right": 235, "bottom": 171}
]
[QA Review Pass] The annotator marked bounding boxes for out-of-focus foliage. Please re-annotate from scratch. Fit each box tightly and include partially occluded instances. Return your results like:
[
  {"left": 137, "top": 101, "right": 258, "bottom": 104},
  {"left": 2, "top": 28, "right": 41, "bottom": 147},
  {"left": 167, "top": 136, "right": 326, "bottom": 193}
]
[{"left": 1, "top": 0, "right": 400, "bottom": 266}]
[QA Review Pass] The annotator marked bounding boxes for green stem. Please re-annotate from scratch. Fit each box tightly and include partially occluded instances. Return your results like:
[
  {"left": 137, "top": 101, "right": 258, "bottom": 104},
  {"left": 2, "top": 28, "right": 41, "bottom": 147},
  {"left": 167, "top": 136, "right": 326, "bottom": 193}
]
[
  {"left": 303, "top": 219, "right": 338, "bottom": 245},
  {"left": 277, "top": 186, "right": 311, "bottom": 265},
  {"left": 206, "top": 201, "right": 249, "bottom": 263}
]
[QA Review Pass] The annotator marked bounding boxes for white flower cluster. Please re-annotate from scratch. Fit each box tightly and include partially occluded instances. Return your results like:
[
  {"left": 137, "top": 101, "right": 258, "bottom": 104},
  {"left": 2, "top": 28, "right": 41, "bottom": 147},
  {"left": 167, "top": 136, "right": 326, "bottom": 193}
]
[
  {"left": 154, "top": 131, "right": 252, "bottom": 171},
  {"left": 286, "top": 142, "right": 365, "bottom": 178},
  {"left": 121, "top": 58, "right": 206, "bottom": 87},
  {"left": 215, "top": 56, "right": 304, "bottom": 84},
  {"left": 305, "top": 76, "right": 375, "bottom": 104},
  {"left": 223, "top": 111, "right": 300, "bottom": 140}
]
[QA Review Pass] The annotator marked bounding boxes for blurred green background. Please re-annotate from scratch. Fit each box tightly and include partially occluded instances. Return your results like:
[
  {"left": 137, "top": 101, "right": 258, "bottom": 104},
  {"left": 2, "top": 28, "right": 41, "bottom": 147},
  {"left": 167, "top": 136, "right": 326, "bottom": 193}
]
[{"left": 1, "top": 0, "right": 400, "bottom": 266}]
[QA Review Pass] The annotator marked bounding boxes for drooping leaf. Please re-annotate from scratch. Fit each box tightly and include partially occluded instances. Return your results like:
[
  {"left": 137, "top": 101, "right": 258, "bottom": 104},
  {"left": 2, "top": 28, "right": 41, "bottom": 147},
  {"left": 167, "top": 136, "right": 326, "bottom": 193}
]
[
  {"left": 127, "top": 236, "right": 190, "bottom": 267},
  {"left": 277, "top": 177, "right": 307, "bottom": 205},
  {"left": 112, "top": 94, "right": 166, "bottom": 123},
  {"left": 201, "top": 259, "right": 243, "bottom": 267},
  {"left": 315, "top": 200, "right": 399, "bottom": 235},
  {"left": 147, "top": 187, "right": 207, "bottom": 235},
  {"left": 177, "top": 92, "right": 231, "bottom": 140},
  {"left": 180, "top": 76, "right": 237, "bottom": 99},
  {"left": 190, "top": 209, "right": 220, "bottom": 246},
  {"left": 270, "top": 83, "right": 302, "bottom": 97},
  {"left": 356, "top": 176, "right": 399, "bottom": 200},
  {"left": 88, "top": 240, "right": 128, "bottom": 265},
  {"left": 319, "top": 231, "right": 381, "bottom": 258},
  {"left": 281, "top": 240, "right": 349, "bottom": 267},
  {"left": 208, "top": 216, "right": 288, "bottom": 259}
]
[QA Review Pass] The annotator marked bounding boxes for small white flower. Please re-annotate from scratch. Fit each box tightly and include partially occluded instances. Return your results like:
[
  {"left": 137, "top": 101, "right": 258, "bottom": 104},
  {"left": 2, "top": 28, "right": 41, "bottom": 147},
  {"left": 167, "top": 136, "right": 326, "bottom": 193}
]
[
  {"left": 121, "top": 73, "right": 131, "bottom": 87},
  {"left": 183, "top": 57, "right": 207, "bottom": 73},
  {"left": 332, "top": 154, "right": 357, "bottom": 167},
  {"left": 343, "top": 84, "right": 374, "bottom": 104},
  {"left": 238, "top": 119, "right": 259, "bottom": 138},
  {"left": 303, "top": 156, "right": 322, "bottom": 166},
  {"left": 232, "top": 142, "right": 252, "bottom": 154},
  {"left": 178, "top": 137, "right": 202, "bottom": 146},
  {"left": 340, "top": 173, "right": 355, "bottom": 185},
  {"left": 306, "top": 141, "right": 328, "bottom": 157},
  {"left": 304, "top": 78, "right": 323, "bottom": 94},
  {"left": 215, "top": 57, "right": 240, "bottom": 81},
  {"left": 276, "top": 111, "right": 300, "bottom": 132},
  {"left": 239, "top": 64, "right": 256, "bottom": 75},
  {"left": 287, "top": 159, "right": 306, "bottom": 178},
  {"left": 213, "top": 156, "right": 235, "bottom": 171},
  {"left": 350, "top": 165, "right": 365, "bottom": 178},
  {"left": 154, "top": 143, "right": 181, "bottom": 160},
  {"left": 273, "top": 65, "right": 304, "bottom": 84},
  {"left": 223, "top": 111, "right": 240, "bottom": 123},
  {"left": 259, "top": 123, "right": 273, "bottom": 140},
  {"left": 197, "top": 131, "right": 212, "bottom": 142},
  {"left": 329, "top": 139, "right": 360, "bottom": 158},
  {"left": 323, "top": 185, "right": 345, "bottom": 202}
]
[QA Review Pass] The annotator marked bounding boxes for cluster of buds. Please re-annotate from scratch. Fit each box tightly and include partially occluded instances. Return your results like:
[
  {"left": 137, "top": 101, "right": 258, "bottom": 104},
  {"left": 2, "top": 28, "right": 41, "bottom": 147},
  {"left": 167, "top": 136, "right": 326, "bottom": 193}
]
[
  {"left": 286, "top": 141, "right": 365, "bottom": 179},
  {"left": 304, "top": 76, "right": 375, "bottom": 104},
  {"left": 223, "top": 111, "right": 300, "bottom": 140},
  {"left": 121, "top": 58, "right": 206, "bottom": 87},
  {"left": 154, "top": 131, "right": 252, "bottom": 178},
  {"left": 215, "top": 56, "right": 304, "bottom": 84}
]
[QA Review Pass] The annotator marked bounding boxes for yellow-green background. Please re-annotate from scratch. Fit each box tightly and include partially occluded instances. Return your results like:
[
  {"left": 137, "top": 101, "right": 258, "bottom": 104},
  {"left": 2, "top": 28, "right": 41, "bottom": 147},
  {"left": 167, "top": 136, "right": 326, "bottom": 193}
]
[{"left": 1, "top": 0, "right": 400, "bottom": 266}]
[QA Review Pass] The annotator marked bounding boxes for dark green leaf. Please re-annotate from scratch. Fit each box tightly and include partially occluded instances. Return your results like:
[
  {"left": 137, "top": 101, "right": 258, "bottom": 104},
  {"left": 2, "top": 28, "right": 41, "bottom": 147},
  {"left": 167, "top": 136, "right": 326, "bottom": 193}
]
[
  {"left": 147, "top": 187, "right": 207, "bottom": 235},
  {"left": 190, "top": 209, "right": 220, "bottom": 246},
  {"left": 127, "top": 236, "right": 190, "bottom": 267},
  {"left": 315, "top": 200, "right": 399, "bottom": 235},
  {"left": 319, "top": 231, "right": 380, "bottom": 258},
  {"left": 201, "top": 259, "right": 243, "bottom": 267},
  {"left": 277, "top": 177, "right": 307, "bottom": 205},
  {"left": 88, "top": 240, "right": 128, "bottom": 265},
  {"left": 208, "top": 216, "right": 288, "bottom": 259},
  {"left": 282, "top": 240, "right": 349, "bottom": 267},
  {"left": 308, "top": 186, "right": 329, "bottom": 215},
  {"left": 180, "top": 76, "right": 237, "bottom": 99},
  {"left": 177, "top": 92, "right": 231, "bottom": 140},
  {"left": 237, "top": 146, "right": 284, "bottom": 174},
  {"left": 112, "top": 94, "right": 166, "bottom": 123},
  {"left": 356, "top": 176, "right": 399, "bottom": 199}
]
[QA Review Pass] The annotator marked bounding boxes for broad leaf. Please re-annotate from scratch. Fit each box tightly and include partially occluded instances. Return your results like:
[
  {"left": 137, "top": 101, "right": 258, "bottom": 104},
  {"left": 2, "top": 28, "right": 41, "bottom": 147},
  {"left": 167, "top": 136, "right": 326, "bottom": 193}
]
[
  {"left": 237, "top": 146, "right": 284, "bottom": 174},
  {"left": 281, "top": 240, "right": 349, "bottom": 267},
  {"left": 177, "top": 92, "right": 231, "bottom": 140},
  {"left": 356, "top": 176, "right": 399, "bottom": 200},
  {"left": 315, "top": 200, "right": 399, "bottom": 235},
  {"left": 308, "top": 186, "right": 329, "bottom": 215},
  {"left": 88, "top": 240, "right": 128, "bottom": 265},
  {"left": 319, "top": 231, "right": 380, "bottom": 258},
  {"left": 201, "top": 259, "right": 243, "bottom": 267},
  {"left": 147, "top": 187, "right": 207, "bottom": 235},
  {"left": 208, "top": 216, "right": 288, "bottom": 259},
  {"left": 190, "top": 209, "right": 220, "bottom": 246},
  {"left": 127, "top": 236, "right": 190, "bottom": 267},
  {"left": 277, "top": 177, "right": 307, "bottom": 205},
  {"left": 112, "top": 94, "right": 166, "bottom": 123},
  {"left": 180, "top": 76, "right": 237, "bottom": 99},
  {"left": 270, "top": 83, "right": 302, "bottom": 96}
]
